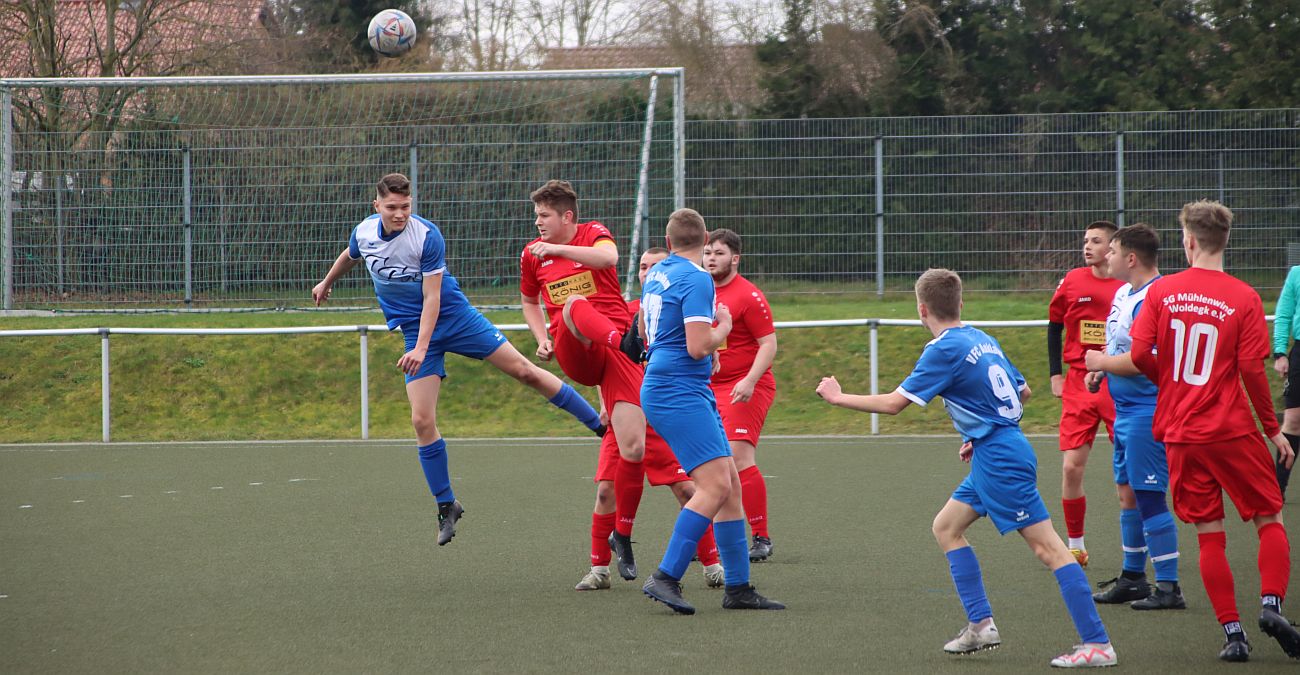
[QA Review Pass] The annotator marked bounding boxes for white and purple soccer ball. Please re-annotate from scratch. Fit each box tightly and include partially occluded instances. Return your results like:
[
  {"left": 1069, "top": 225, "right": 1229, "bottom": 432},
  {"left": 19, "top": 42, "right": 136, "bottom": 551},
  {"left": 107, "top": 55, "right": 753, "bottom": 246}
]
[{"left": 368, "top": 9, "right": 417, "bottom": 57}]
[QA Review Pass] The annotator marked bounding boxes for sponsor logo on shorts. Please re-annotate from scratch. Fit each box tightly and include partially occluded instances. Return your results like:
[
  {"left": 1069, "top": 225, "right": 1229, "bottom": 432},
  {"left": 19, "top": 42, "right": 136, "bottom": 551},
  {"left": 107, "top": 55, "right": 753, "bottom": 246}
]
[
  {"left": 545, "top": 271, "right": 598, "bottom": 304},
  {"left": 1016, "top": 510, "right": 1030, "bottom": 522},
  {"left": 735, "top": 428, "right": 748, "bottom": 434},
  {"left": 1080, "top": 319, "right": 1106, "bottom": 345},
  {"left": 1144, "top": 474, "right": 1158, "bottom": 484}
]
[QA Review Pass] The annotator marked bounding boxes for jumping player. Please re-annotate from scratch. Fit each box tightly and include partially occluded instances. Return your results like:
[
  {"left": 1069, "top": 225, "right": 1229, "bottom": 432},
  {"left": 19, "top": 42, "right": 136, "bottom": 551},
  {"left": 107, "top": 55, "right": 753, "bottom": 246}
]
[
  {"left": 1083, "top": 224, "right": 1184, "bottom": 610},
  {"left": 1049, "top": 220, "right": 1123, "bottom": 566},
  {"left": 574, "top": 247, "right": 725, "bottom": 591},
  {"left": 1087, "top": 200, "right": 1300, "bottom": 662},
  {"left": 312, "top": 173, "right": 604, "bottom": 547},
  {"left": 817, "top": 268, "right": 1117, "bottom": 668},
  {"left": 702, "top": 229, "right": 779, "bottom": 561},
  {"left": 640, "top": 208, "right": 784, "bottom": 615}
]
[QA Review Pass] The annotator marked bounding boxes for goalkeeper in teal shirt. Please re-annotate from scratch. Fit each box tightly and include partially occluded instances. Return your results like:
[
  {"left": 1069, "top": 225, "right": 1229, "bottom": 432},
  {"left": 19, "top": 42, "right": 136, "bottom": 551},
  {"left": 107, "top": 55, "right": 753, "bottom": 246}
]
[{"left": 1271, "top": 265, "right": 1300, "bottom": 499}]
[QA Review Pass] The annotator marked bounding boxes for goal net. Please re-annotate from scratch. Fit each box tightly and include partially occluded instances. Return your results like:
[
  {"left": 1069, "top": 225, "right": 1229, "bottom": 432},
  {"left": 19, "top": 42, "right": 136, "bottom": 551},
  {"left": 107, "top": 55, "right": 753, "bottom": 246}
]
[{"left": 1, "top": 69, "right": 683, "bottom": 310}]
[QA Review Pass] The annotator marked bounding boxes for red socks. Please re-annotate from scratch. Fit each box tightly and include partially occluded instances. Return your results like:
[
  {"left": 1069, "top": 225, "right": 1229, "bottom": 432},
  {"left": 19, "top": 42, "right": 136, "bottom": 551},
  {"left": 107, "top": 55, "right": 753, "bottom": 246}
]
[
  {"left": 591, "top": 512, "right": 615, "bottom": 566},
  {"left": 697, "top": 525, "right": 720, "bottom": 566},
  {"left": 614, "top": 458, "right": 645, "bottom": 537},
  {"left": 1062, "top": 496, "right": 1087, "bottom": 540},
  {"left": 1258, "top": 522, "right": 1291, "bottom": 600},
  {"left": 738, "top": 465, "right": 769, "bottom": 538},
  {"left": 567, "top": 298, "right": 622, "bottom": 348},
  {"left": 1198, "top": 531, "right": 1240, "bottom": 624}
]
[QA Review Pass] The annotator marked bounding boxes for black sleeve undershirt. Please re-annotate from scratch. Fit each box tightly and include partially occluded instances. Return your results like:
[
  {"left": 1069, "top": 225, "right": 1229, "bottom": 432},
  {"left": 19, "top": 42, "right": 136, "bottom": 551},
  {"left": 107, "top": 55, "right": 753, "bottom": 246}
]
[{"left": 1047, "top": 322, "right": 1064, "bottom": 377}]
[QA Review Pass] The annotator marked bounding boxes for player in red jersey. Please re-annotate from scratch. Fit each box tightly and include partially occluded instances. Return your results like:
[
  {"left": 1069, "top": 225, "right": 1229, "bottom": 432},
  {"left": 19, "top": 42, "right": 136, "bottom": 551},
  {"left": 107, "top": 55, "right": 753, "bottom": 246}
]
[
  {"left": 519, "top": 183, "right": 718, "bottom": 590},
  {"left": 1087, "top": 200, "right": 1299, "bottom": 662},
  {"left": 1048, "top": 220, "right": 1123, "bottom": 566},
  {"left": 702, "top": 229, "right": 779, "bottom": 561},
  {"left": 585, "top": 247, "right": 724, "bottom": 590}
]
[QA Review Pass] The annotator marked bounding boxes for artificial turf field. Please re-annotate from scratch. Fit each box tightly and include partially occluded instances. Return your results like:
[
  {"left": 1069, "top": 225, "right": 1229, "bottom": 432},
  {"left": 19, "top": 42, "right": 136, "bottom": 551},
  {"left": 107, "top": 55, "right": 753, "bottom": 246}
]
[{"left": 2, "top": 437, "right": 1298, "bottom": 674}]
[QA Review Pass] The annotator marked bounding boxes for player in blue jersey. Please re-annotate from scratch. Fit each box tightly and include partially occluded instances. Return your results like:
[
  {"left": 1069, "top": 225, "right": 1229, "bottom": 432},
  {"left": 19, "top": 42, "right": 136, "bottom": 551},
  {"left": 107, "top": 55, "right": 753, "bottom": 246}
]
[
  {"left": 638, "top": 208, "right": 784, "bottom": 615},
  {"left": 1083, "top": 224, "right": 1184, "bottom": 610},
  {"left": 815, "top": 269, "right": 1117, "bottom": 668},
  {"left": 312, "top": 173, "right": 604, "bottom": 546}
]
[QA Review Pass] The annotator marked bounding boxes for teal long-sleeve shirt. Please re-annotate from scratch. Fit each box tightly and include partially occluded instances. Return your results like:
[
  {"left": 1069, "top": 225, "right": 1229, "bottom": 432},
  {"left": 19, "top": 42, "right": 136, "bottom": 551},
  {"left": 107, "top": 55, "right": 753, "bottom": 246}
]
[{"left": 1274, "top": 266, "right": 1300, "bottom": 356}]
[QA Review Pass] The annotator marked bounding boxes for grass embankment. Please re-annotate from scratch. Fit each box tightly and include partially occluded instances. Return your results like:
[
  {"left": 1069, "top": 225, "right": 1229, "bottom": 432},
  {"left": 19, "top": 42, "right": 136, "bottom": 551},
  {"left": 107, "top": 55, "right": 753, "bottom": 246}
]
[{"left": 1, "top": 293, "right": 1278, "bottom": 442}]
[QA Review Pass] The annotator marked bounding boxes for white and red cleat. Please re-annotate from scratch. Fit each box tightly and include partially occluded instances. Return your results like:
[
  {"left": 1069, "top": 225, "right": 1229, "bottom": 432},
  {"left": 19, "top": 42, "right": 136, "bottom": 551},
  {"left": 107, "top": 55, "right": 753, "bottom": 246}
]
[{"left": 1050, "top": 642, "right": 1117, "bottom": 668}]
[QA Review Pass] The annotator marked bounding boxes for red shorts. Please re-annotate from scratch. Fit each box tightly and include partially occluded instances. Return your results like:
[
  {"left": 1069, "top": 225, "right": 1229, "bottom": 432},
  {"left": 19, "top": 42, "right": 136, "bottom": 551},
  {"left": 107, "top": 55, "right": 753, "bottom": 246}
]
[
  {"left": 711, "top": 375, "right": 775, "bottom": 446},
  {"left": 1166, "top": 435, "right": 1285, "bottom": 523},
  {"left": 553, "top": 317, "right": 643, "bottom": 411},
  {"left": 594, "top": 424, "right": 690, "bottom": 486},
  {"left": 1059, "top": 366, "right": 1115, "bottom": 451}
]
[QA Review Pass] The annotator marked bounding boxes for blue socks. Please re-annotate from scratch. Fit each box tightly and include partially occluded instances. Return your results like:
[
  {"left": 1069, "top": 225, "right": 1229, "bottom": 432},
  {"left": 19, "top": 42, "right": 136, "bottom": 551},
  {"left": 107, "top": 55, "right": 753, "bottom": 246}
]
[
  {"left": 714, "top": 519, "right": 751, "bottom": 587},
  {"left": 548, "top": 383, "right": 602, "bottom": 432},
  {"left": 1055, "top": 563, "right": 1109, "bottom": 644},
  {"left": 1136, "top": 490, "right": 1179, "bottom": 583},
  {"left": 658, "top": 508, "right": 712, "bottom": 580},
  {"left": 1120, "top": 508, "right": 1147, "bottom": 574},
  {"left": 946, "top": 546, "right": 992, "bottom": 623},
  {"left": 417, "top": 439, "right": 454, "bottom": 503}
]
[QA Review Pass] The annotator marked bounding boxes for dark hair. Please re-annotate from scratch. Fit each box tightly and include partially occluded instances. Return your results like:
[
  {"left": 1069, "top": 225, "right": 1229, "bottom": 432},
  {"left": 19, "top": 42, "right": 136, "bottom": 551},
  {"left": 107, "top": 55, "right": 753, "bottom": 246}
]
[
  {"left": 643, "top": 246, "right": 669, "bottom": 256},
  {"left": 1086, "top": 220, "right": 1119, "bottom": 236},
  {"left": 707, "top": 228, "right": 742, "bottom": 254},
  {"left": 1112, "top": 224, "right": 1160, "bottom": 267},
  {"left": 530, "top": 180, "right": 578, "bottom": 220},
  {"left": 666, "top": 208, "right": 707, "bottom": 249},
  {"left": 1180, "top": 199, "right": 1232, "bottom": 253},
  {"left": 915, "top": 268, "right": 962, "bottom": 321},
  {"left": 377, "top": 173, "right": 411, "bottom": 197}
]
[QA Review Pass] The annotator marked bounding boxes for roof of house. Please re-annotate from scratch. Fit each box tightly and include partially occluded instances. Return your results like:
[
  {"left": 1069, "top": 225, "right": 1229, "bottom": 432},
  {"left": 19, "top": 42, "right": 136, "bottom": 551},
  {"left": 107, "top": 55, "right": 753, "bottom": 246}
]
[{"left": 543, "top": 44, "right": 764, "bottom": 115}]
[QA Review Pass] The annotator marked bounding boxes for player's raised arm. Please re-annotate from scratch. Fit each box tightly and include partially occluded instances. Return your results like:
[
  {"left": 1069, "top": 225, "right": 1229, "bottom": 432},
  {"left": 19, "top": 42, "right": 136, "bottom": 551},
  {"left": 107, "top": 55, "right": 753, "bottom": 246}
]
[
  {"left": 312, "top": 247, "right": 360, "bottom": 305},
  {"left": 815, "top": 375, "right": 911, "bottom": 415}
]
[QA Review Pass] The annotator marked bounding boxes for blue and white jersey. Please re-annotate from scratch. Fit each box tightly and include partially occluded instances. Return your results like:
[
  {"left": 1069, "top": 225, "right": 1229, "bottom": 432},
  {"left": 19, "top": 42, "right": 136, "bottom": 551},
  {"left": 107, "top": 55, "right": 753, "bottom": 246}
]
[
  {"left": 1104, "top": 277, "right": 1160, "bottom": 411},
  {"left": 897, "top": 326, "right": 1028, "bottom": 441},
  {"left": 641, "top": 254, "right": 716, "bottom": 382},
  {"left": 348, "top": 214, "right": 473, "bottom": 330}
]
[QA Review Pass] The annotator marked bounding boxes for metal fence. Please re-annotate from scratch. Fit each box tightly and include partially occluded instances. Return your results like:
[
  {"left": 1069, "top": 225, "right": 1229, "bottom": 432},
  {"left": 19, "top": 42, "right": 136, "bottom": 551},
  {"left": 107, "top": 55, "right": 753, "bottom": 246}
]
[{"left": 3, "top": 86, "right": 1298, "bottom": 310}]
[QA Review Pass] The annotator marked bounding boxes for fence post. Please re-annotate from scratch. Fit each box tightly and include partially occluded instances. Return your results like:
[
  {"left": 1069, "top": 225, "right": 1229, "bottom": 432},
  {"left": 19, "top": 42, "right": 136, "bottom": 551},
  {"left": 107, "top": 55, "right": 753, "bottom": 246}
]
[
  {"left": 182, "top": 147, "right": 192, "bottom": 304},
  {"left": 874, "top": 135, "right": 885, "bottom": 298},
  {"left": 2, "top": 86, "right": 13, "bottom": 310},
  {"left": 56, "top": 171, "right": 64, "bottom": 292},
  {"left": 408, "top": 143, "right": 418, "bottom": 210},
  {"left": 359, "top": 326, "right": 369, "bottom": 440},
  {"left": 100, "top": 328, "right": 111, "bottom": 442},
  {"left": 1115, "top": 131, "right": 1125, "bottom": 227},
  {"left": 870, "top": 319, "right": 879, "bottom": 435}
]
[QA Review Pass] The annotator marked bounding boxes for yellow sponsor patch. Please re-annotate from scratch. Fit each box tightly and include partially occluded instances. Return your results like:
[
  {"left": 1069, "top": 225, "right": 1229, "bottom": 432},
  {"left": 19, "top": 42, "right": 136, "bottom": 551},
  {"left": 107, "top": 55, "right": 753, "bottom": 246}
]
[
  {"left": 1080, "top": 319, "right": 1106, "bottom": 345},
  {"left": 545, "top": 270, "right": 597, "bottom": 304}
]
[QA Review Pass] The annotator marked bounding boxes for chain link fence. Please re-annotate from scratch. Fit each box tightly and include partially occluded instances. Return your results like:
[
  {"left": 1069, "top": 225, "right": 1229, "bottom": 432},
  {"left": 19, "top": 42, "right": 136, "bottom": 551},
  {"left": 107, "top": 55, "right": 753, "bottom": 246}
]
[{"left": 4, "top": 92, "right": 1297, "bottom": 309}]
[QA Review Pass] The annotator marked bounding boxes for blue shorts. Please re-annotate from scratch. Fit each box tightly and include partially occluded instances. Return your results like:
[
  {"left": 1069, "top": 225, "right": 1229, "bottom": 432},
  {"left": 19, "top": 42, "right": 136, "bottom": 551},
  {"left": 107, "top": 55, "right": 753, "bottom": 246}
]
[
  {"left": 400, "top": 309, "right": 508, "bottom": 383},
  {"left": 1112, "top": 410, "right": 1168, "bottom": 492},
  {"left": 952, "top": 428, "right": 1051, "bottom": 535},
  {"left": 640, "top": 375, "right": 731, "bottom": 474}
]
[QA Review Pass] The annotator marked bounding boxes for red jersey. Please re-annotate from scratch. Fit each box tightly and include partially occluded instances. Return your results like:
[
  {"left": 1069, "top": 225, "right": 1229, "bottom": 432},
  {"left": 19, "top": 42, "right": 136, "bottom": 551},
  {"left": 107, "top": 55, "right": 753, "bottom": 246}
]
[
  {"left": 627, "top": 298, "right": 640, "bottom": 315},
  {"left": 1049, "top": 266, "right": 1124, "bottom": 367},
  {"left": 1129, "top": 268, "right": 1276, "bottom": 444},
  {"left": 712, "top": 274, "right": 775, "bottom": 383},
  {"left": 520, "top": 221, "right": 630, "bottom": 333}
]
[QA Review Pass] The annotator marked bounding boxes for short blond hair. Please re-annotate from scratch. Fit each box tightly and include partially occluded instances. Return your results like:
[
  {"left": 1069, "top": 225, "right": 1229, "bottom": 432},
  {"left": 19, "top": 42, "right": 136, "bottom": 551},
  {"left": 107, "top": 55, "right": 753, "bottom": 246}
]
[
  {"left": 666, "top": 208, "right": 707, "bottom": 250},
  {"left": 915, "top": 268, "right": 962, "bottom": 321},
  {"left": 1179, "top": 199, "right": 1232, "bottom": 253}
]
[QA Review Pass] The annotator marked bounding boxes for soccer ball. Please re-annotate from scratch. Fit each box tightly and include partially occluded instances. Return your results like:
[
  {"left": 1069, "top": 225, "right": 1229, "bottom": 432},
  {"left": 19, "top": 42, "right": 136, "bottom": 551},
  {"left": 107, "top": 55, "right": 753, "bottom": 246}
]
[{"left": 368, "top": 9, "right": 417, "bottom": 57}]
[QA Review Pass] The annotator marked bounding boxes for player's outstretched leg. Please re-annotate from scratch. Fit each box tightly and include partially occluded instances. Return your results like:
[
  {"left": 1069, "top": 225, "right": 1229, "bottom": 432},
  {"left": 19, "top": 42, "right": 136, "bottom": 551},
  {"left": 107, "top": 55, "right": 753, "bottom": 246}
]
[{"left": 483, "top": 342, "right": 604, "bottom": 436}]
